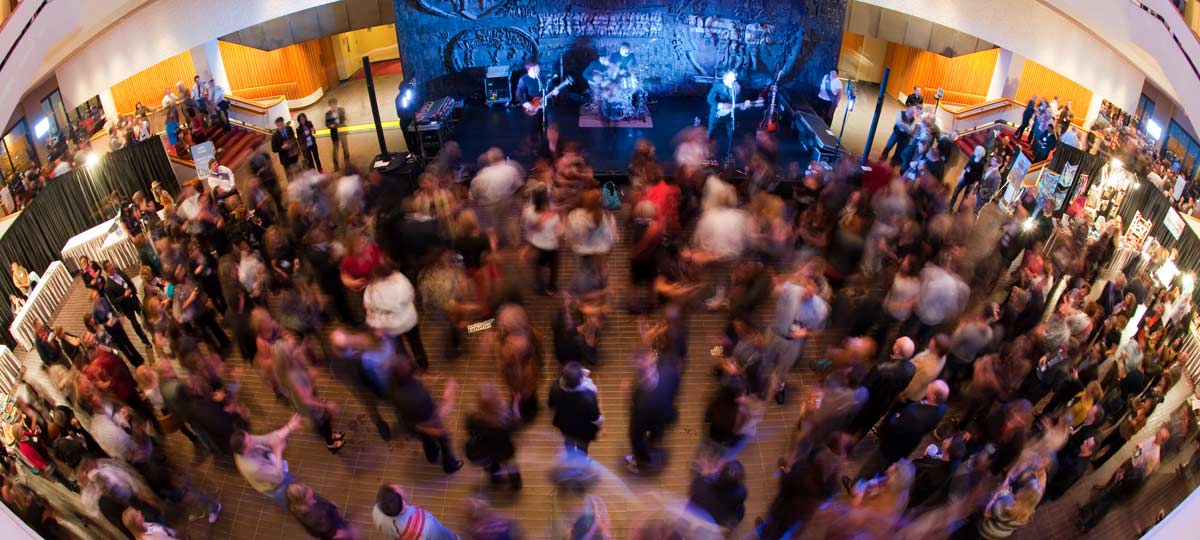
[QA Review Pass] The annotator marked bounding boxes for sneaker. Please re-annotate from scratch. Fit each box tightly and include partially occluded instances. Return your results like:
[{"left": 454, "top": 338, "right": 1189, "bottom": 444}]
[
  {"left": 775, "top": 385, "right": 787, "bottom": 405},
  {"left": 624, "top": 455, "right": 641, "bottom": 474},
  {"left": 444, "top": 459, "right": 464, "bottom": 474},
  {"left": 208, "top": 503, "right": 222, "bottom": 524}
]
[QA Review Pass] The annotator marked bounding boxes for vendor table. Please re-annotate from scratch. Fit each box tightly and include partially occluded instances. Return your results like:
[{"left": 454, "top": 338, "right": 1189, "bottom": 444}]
[
  {"left": 7, "top": 261, "right": 73, "bottom": 351},
  {"left": 0, "top": 345, "right": 19, "bottom": 394},
  {"left": 60, "top": 216, "right": 140, "bottom": 273}
]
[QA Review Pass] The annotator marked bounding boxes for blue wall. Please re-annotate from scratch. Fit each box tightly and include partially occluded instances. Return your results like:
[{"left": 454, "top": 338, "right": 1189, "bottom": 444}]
[{"left": 394, "top": 0, "right": 846, "bottom": 101}]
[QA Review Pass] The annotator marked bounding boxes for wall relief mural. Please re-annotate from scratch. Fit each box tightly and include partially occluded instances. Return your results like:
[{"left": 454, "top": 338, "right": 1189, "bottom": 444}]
[{"left": 396, "top": 0, "right": 846, "bottom": 98}]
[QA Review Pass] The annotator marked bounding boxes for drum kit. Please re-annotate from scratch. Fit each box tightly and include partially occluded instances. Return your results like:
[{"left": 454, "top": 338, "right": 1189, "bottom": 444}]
[{"left": 585, "top": 65, "right": 649, "bottom": 122}]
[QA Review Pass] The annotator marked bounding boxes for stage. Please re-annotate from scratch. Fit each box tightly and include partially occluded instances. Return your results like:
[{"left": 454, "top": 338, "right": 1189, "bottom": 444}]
[{"left": 445, "top": 95, "right": 817, "bottom": 173}]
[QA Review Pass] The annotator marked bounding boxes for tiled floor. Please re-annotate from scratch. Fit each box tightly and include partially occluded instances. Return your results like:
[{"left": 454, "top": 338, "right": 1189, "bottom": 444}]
[{"left": 13, "top": 107, "right": 1199, "bottom": 540}]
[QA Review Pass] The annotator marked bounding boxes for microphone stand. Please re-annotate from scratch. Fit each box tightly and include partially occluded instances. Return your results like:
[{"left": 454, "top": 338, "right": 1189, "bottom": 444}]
[
  {"left": 727, "top": 82, "right": 738, "bottom": 165},
  {"left": 541, "top": 75, "right": 550, "bottom": 138}
]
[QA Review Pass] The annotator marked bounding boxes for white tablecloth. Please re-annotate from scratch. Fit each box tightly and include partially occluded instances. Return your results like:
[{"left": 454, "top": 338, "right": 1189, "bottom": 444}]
[
  {"left": 60, "top": 216, "right": 141, "bottom": 272},
  {"left": 0, "top": 345, "right": 20, "bottom": 394},
  {"left": 8, "top": 261, "right": 72, "bottom": 351}
]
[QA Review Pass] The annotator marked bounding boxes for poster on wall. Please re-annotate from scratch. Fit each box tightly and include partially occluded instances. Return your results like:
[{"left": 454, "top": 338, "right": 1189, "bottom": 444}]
[
  {"left": 1010, "top": 153, "right": 1033, "bottom": 187},
  {"left": 1164, "top": 207, "right": 1185, "bottom": 239},
  {"left": 1124, "top": 211, "right": 1152, "bottom": 249}
]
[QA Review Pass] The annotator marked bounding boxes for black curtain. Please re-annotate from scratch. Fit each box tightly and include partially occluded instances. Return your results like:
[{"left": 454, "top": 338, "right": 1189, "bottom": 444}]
[
  {"left": 1113, "top": 176, "right": 1200, "bottom": 305},
  {"left": 0, "top": 139, "right": 177, "bottom": 346}
]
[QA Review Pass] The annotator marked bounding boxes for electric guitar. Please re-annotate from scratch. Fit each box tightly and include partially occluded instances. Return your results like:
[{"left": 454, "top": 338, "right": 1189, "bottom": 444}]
[
  {"left": 716, "top": 98, "right": 765, "bottom": 118},
  {"left": 523, "top": 76, "right": 575, "bottom": 116},
  {"left": 760, "top": 70, "right": 784, "bottom": 133}
]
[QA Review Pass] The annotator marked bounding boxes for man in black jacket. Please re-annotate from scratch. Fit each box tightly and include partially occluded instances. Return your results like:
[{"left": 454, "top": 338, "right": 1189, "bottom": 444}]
[
  {"left": 548, "top": 362, "right": 602, "bottom": 455},
  {"left": 101, "top": 261, "right": 148, "bottom": 346},
  {"left": 706, "top": 70, "right": 747, "bottom": 145},
  {"left": 758, "top": 439, "right": 841, "bottom": 540},
  {"left": 270, "top": 117, "right": 300, "bottom": 175},
  {"left": 855, "top": 380, "right": 948, "bottom": 482},
  {"left": 850, "top": 337, "right": 916, "bottom": 439},
  {"left": 625, "top": 350, "right": 681, "bottom": 473},
  {"left": 1015, "top": 95, "right": 1038, "bottom": 141}
]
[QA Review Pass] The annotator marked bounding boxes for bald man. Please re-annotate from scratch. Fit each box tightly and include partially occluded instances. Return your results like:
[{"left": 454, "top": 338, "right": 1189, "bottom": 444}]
[
  {"left": 855, "top": 380, "right": 948, "bottom": 482},
  {"left": 849, "top": 337, "right": 917, "bottom": 440}
]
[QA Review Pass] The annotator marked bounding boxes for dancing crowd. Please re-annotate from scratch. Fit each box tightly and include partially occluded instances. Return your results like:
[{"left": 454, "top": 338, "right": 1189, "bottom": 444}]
[{"left": 2, "top": 114, "right": 1199, "bottom": 540}]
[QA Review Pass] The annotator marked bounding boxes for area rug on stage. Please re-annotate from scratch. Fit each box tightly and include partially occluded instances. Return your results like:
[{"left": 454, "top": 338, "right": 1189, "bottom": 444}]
[{"left": 578, "top": 110, "right": 654, "bottom": 128}]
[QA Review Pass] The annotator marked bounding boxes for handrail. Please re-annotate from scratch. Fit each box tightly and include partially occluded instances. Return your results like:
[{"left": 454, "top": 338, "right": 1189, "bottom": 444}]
[{"left": 227, "top": 94, "right": 285, "bottom": 113}]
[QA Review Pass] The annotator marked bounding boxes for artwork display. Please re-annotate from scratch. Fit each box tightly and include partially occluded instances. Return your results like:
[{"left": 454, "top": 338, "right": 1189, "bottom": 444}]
[{"left": 395, "top": 0, "right": 847, "bottom": 98}]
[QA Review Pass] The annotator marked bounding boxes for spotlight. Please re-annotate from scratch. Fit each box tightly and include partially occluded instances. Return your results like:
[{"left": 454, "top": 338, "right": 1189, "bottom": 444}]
[
  {"left": 1111, "top": 158, "right": 1123, "bottom": 170},
  {"left": 85, "top": 153, "right": 100, "bottom": 167},
  {"left": 1022, "top": 218, "right": 1036, "bottom": 231}
]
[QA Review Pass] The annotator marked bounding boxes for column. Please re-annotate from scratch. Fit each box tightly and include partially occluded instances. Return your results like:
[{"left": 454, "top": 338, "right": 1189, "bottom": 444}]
[
  {"left": 987, "top": 48, "right": 1025, "bottom": 101},
  {"left": 190, "top": 39, "right": 230, "bottom": 92},
  {"left": 99, "top": 88, "right": 119, "bottom": 124}
]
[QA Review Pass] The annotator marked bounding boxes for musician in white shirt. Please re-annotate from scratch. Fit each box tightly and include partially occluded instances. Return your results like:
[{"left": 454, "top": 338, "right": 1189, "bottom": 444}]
[{"left": 817, "top": 69, "right": 843, "bottom": 124}]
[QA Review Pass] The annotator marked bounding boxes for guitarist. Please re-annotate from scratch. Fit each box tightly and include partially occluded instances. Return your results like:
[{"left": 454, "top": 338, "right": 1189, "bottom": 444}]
[
  {"left": 706, "top": 70, "right": 748, "bottom": 143},
  {"left": 516, "top": 62, "right": 545, "bottom": 113}
]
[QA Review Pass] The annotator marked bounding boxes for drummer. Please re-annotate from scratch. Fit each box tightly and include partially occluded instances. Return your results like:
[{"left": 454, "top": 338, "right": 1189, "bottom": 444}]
[
  {"left": 610, "top": 42, "right": 636, "bottom": 73},
  {"left": 585, "top": 55, "right": 618, "bottom": 87}
]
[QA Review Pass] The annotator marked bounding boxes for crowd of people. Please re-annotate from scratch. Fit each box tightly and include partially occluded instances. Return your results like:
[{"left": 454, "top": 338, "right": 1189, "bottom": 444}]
[{"left": 2, "top": 94, "right": 1199, "bottom": 540}]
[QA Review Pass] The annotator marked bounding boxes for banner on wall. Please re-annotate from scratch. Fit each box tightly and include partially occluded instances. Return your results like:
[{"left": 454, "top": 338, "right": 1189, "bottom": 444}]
[{"left": 1165, "top": 207, "right": 1185, "bottom": 239}]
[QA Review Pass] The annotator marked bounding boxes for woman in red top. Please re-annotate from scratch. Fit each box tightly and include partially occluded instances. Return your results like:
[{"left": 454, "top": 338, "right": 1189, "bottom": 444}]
[
  {"left": 340, "top": 234, "right": 383, "bottom": 293},
  {"left": 188, "top": 108, "right": 208, "bottom": 144}
]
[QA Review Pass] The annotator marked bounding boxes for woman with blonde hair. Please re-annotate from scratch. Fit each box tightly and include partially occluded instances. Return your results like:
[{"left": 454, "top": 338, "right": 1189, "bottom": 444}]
[
  {"left": 465, "top": 383, "right": 522, "bottom": 490},
  {"left": 122, "top": 507, "right": 178, "bottom": 540},
  {"left": 454, "top": 209, "right": 500, "bottom": 314}
]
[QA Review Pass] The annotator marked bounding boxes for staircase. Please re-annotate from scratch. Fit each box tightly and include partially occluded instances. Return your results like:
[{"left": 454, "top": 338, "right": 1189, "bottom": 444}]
[
  {"left": 204, "top": 124, "right": 267, "bottom": 170},
  {"left": 954, "top": 124, "right": 1034, "bottom": 160}
]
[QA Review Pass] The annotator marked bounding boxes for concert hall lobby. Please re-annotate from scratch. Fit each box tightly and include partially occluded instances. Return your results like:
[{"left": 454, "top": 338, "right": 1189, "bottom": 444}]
[{"left": 4, "top": 1, "right": 1200, "bottom": 540}]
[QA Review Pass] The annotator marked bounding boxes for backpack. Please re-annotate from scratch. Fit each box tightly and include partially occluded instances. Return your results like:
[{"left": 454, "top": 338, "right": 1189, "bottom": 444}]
[{"left": 601, "top": 182, "right": 621, "bottom": 210}]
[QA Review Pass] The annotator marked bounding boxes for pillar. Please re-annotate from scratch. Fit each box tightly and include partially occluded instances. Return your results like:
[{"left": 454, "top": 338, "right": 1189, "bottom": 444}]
[
  {"left": 99, "top": 88, "right": 119, "bottom": 124},
  {"left": 190, "top": 40, "right": 230, "bottom": 92},
  {"left": 987, "top": 49, "right": 1025, "bottom": 101}
]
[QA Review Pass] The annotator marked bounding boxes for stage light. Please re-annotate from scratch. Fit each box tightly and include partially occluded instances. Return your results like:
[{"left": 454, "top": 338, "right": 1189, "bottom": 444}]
[
  {"left": 1022, "top": 217, "right": 1036, "bottom": 231},
  {"left": 400, "top": 88, "right": 415, "bottom": 110},
  {"left": 1111, "top": 158, "right": 1123, "bottom": 170},
  {"left": 85, "top": 153, "right": 100, "bottom": 168},
  {"left": 33, "top": 117, "right": 51, "bottom": 139},
  {"left": 1146, "top": 119, "right": 1163, "bottom": 140}
]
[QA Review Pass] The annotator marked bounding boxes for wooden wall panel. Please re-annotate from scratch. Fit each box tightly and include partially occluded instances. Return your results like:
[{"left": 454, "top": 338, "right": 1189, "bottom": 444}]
[
  {"left": 1014, "top": 59, "right": 1093, "bottom": 120},
  {"left": 219, "top": 39, "right": 337, "bottom": 101},
  {"left": 884, "top": 44, "right": 998, "bottom": 105},
  {"left": 110, "top": 50, "right": 197, "bottom": 115}
]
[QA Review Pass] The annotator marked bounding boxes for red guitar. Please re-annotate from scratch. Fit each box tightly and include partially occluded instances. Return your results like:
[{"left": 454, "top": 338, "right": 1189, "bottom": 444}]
[
  {"left": 522, "top": 76, "right": 574, "bottom": 116},
  {"left": 760, "top": 70, "right": 783, "bottom": 133}
]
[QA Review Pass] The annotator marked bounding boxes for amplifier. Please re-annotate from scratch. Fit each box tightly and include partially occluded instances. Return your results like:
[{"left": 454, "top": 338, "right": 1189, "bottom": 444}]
[{"left": 485, "top": 65, "right": 512, "bottom": 106}]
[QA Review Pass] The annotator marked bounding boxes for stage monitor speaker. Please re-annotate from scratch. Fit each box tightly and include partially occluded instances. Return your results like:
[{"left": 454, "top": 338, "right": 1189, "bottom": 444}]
[{"left": 795, "top": 111, "right": 843, "bottom": 164}]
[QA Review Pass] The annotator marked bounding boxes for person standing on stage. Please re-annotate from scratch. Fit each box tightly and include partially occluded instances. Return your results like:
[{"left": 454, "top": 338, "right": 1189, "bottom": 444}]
[
  {"left": 707, "top": 70, "right": 748, "bottom": 144},
  {"left": 517, "top": 63, "right": 545, "bottom": 115},
  {"left": 817, "top": 69, "right": 843, "bottom": 125}
]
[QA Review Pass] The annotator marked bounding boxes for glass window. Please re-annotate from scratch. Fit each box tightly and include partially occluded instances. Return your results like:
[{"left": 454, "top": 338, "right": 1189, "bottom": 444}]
[
  {"left": 1165, "top": 120, "right": 1200, "bottom": 178},
  {"left": 0, "top": 140, "right": 15, "bottom": 181},
  {"left": 2, "top": 118, "right": 37, "bottom": 174},
  {"left": 39, "top": 89, "right": 68, "bottom": 138}
]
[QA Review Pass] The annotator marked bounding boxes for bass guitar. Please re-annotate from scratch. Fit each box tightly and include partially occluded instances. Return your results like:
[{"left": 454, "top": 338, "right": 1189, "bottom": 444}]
[
  {"left": 523, "top": 76, "right": 575, "bottom": 116},
  {"left": 716, "top": 98, "right": 765, "bottom": 118},
  {"left": 759, "top": 69, "right": 783, "bottom": 133}
]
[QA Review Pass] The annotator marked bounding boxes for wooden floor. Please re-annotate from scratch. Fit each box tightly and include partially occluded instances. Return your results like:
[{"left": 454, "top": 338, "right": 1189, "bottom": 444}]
[{"left": 11, "top": 132, "right": 1198, "bottom": 540}]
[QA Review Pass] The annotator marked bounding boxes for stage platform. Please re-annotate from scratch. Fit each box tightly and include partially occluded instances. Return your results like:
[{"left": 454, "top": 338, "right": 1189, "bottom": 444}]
[{"left": 449, "top": 96, "right": 815, "bottom": 173}]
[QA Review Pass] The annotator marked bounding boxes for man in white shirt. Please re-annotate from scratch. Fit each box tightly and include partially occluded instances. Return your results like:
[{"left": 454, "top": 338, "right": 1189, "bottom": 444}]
[
  {"left": 209, "top": 78, "right": 230, "bottom": 128},
  {"left": 233, "top": 413, "right": 303, "bottom": 506},
  {"left": 207, "top": 158, "right": 237, "bottom": 201},
  {"left": 817, "top": 69, "right": 843, "bottom": 125},
  {"left": 470, "top": 147, "right": 524, "bottom": 244},
  {"left": 161, "top": 88, "right": 176, "bottom": 110},
  {"left": 766, "top": 274, "right": 829, "bottom": 404}
]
